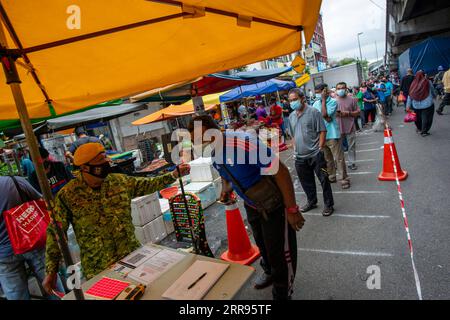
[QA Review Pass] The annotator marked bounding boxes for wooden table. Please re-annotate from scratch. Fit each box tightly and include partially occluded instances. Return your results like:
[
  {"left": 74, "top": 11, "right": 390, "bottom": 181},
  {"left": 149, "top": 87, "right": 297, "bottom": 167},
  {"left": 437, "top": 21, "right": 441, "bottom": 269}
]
[{"left": 63, "top": 245, "right": 255, "bottom": 300}]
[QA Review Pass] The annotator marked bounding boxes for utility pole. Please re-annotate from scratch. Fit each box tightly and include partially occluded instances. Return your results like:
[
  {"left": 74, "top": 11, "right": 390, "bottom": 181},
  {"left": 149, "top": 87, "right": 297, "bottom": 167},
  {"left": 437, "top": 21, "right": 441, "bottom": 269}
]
[
  {"left": 375, "top": 41, "right": 379, "bottom": 62},
  {"left": 357, "top": 32, "right": 364, "bottom": 62}
]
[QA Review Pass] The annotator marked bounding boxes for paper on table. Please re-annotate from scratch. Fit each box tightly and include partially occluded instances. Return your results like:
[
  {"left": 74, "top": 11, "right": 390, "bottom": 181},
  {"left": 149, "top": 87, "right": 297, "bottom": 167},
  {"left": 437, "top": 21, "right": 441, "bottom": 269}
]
[
  {"left": 111, "top": 245, "right": 162, "bottom": 276},
  {"left": 127, "top": 249, "right": 185, "bottom": 284},
  {"left": 162, "top": 260, "right": 229, "bottom": 300}
]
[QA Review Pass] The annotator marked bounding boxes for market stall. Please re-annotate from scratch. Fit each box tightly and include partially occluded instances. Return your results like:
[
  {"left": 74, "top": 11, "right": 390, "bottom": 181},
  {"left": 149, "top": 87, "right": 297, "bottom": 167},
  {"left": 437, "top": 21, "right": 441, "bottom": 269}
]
[{"left": 0, "top": 0, "right": 322, "bottom": 300}]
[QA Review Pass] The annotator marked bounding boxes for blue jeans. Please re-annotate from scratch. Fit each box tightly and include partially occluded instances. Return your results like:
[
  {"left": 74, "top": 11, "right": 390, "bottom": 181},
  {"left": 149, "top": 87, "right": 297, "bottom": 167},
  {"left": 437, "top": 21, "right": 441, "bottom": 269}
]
[{"left": 0, "top": 247, "right": 64, "bottom": 300}]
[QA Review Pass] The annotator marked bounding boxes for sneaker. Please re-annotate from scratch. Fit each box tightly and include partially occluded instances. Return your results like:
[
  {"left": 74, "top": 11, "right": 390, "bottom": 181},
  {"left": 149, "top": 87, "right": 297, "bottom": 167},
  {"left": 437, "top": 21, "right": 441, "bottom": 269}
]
[
  {"left": 436, "top": 110, "right": 443, "bottom": 115},
  {"left": 421, "top": 132, "right": 431, "bottom": 137},
  {"left": 348, "top": 164, "right": 357, "bottom": 171},
  {"left": 300, "top": 202, "right": 318, "bottom": 213},
  {"left": 322, "top": 207, "right": 334, "bottom": 217},
  {"left": 341, "top": 181, "right": 351, "bottom": 189},
  {"left": 254, "top": 272, "right": 273, "bottom": 290}
]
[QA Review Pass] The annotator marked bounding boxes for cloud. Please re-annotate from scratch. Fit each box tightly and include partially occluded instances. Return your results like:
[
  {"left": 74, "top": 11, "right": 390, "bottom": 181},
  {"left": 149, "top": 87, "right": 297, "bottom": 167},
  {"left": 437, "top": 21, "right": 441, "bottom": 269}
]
[{"left": 320, "top": 0, "right": 386, "bottom": 62}]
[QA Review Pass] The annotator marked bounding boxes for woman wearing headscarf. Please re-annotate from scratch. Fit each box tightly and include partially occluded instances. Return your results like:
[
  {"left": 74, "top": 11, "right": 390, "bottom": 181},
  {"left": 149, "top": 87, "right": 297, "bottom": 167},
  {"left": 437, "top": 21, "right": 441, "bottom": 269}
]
[{"left": 406, "top": 71, "right": 437, "bottom": 137}]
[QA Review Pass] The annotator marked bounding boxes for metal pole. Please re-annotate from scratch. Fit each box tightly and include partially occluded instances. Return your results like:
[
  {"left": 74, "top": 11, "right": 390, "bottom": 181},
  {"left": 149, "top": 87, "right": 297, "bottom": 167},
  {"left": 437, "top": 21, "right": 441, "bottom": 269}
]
[
  {"left": 357, "top": 33, "right": 363, "bottom": 62},
  {"left": 0, "top": 25, "right": 84, "bottom": 300},
  {"left": 375, "top": 41, "right": 379, "bottom": 62}
]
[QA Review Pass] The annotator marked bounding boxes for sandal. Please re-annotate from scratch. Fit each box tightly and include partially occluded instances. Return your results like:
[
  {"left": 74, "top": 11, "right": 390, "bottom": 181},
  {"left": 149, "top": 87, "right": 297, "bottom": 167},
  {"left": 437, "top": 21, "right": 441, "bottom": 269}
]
[{"left": 341, "top": 182, "right": 351, "bottom": 189}]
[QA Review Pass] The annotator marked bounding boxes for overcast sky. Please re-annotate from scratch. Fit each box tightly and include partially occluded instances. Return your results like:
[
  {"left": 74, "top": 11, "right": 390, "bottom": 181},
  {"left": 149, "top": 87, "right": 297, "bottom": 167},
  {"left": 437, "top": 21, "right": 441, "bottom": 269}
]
[{"left": 321, "top": 0, "right": 386, "bottom": 63}]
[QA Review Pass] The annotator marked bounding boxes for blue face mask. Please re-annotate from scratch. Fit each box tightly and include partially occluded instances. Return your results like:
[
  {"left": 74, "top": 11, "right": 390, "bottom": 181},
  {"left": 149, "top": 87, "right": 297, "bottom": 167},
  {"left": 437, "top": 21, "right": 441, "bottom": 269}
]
[
  {"left": 315, "top": 93, "right": 322, "bottom": 100},
  {"left": 290, "top": 100, "right": 301, "bottom": 110},
  {"left": 337, "top": 89, "right": 346, "bottom": 97}
]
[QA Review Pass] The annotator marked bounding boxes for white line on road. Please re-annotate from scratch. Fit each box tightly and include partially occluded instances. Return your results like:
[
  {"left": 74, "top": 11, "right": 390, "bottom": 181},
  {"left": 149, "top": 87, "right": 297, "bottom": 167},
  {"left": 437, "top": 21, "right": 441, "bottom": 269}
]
[
  {"left": 356, "top": 148, "right": 383, "bottom": 153},
  {"left": 302, "top": 213, "right": 390, "bottom": 219},
  {"left": 298, "top": 248, "right": 394, "bottom": 257},
  {"left": 296, "top": 191, "right": 386, "bottom": 195},
  {"left": 354, "top": 159, "right": 377, "bottom": 163},
  {"left": 358, "top": 141, "right": 379, "bottom": 146},
  {"left": 348, "top": 172, "right": 375, "bottom": 175}
]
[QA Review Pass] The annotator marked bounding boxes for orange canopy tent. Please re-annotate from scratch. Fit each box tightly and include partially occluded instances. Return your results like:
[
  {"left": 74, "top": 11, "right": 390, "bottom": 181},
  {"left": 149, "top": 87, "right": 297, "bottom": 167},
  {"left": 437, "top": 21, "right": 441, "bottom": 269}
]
[{"left": 132, "top": 103, "right": 217, "bottom": 125}]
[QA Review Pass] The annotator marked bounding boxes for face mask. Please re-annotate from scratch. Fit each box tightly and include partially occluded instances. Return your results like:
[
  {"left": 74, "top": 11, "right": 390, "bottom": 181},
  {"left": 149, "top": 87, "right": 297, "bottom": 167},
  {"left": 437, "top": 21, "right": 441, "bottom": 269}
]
[
  {"left": 87, "top": 162, "right": 112, "bottom": 179},
  {"left": 337, "top": 89, "right": 346, "bottom": 97},
  {"left": 290, "top": 100, "right": 301, "bottom": 110},
  {"left": 315, "top": 93, "right": 322, "bottom": 100}
]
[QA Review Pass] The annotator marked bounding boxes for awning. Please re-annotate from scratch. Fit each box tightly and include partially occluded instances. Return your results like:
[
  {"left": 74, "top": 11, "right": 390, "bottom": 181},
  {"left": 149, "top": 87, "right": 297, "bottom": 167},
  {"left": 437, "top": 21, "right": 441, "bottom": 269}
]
[
  {"left": 129, "top": 67, "right": 294, "bottom": 103},
  {"left": 46, "top": 103, "right": 146, "bottom": 130},
  {"left": 220, "top": 79, "right": 296, "bottom": 102},
  {"left": 132, "top": 103, "right": 217, "bottom": 125},
  {"left": 13, "top": 103, "right": 146, "bottom": 139},
  {"left": 0, "top": 0, "right": 321, "bottom": 120}
]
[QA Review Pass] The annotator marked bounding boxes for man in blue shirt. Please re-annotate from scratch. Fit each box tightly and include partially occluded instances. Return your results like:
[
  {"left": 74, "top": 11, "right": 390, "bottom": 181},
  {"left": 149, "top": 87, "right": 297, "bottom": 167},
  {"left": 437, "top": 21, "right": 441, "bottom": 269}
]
[
  {"left": 313, "top": 84, "right": 350, "bottom": 189},
  {"left": 188, "top": 115, "right": 304, "bottom": 300},
  {"left": 383, "top": 77, "right": 394, "bottom": 116}
]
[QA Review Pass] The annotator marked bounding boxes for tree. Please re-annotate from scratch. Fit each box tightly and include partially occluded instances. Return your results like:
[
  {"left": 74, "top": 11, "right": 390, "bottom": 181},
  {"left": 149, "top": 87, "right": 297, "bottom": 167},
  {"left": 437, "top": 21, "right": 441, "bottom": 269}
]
[{"left": 338, "top": 58, "right": 357, "bottom": 66}]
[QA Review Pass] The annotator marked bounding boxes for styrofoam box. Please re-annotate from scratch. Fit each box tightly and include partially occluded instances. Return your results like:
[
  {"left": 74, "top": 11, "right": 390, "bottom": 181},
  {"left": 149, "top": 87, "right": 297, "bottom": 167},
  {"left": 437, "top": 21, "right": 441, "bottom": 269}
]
[
  {"left": 189, "top": 157, "right": 220, "bottom": 182},
  {"left": 158, "top": 198, "right": 175, "bottom": 234},
  {"left": 213, "top": 177, "right": 222, "bottom": 200},
  {"left": 131, "top": 192, "right": 161, "bottom": 227},
  {"left": 183, "top": 182, "right": 216, "bottom": 209},
  {"left": 134, "top": 216, "right": 167, "bottom": 245}
]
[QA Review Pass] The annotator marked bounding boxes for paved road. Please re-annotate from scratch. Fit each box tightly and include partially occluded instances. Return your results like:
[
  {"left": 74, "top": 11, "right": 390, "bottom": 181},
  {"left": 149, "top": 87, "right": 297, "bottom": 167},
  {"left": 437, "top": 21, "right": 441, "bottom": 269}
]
[
  {"left": 162, "top": 102, "right": 449, "bottom": 300},
  {"left": 231, "top": 103, "right": 449, "bottom": 300}
]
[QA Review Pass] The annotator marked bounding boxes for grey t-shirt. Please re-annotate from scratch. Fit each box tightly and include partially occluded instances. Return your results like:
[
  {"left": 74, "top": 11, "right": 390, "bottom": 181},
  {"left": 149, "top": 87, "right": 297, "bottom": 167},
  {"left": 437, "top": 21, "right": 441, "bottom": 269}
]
[
  {"left": 289, "top": 106, "right": 327, "bottom": 160},
  {"left": 0, "top": 176, "right": 42, "bottom": 258}
]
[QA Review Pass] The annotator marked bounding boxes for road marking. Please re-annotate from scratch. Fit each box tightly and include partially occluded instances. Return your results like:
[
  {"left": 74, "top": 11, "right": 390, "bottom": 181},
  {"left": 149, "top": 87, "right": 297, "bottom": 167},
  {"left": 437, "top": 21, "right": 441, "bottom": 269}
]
[
  {"left": 348, "top": 172, "right": 375, "bottom": 175},
  {"left": 358, "top": 141, "right": 379, "bottom": 146},
  {"left": 354, "top": 159, "right": 377, "bottom": 163},
  {"left": 298, "top": 248, "right": 393, "bottom": 257},
  {"left": 296, "top": 191, "right": 386, "bottom": 195},
  {"left": 357, "top": 148, "right": 383, "bottom": 153},
  {"left": 302, "top": 213, "right": 390, "bottom": 219}
]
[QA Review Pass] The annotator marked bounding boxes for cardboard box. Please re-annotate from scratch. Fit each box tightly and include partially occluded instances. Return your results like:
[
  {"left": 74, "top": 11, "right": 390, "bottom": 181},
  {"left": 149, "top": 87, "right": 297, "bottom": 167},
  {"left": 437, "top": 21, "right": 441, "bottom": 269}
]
[
  {"left": 162, "top": 211, "right": 175, "bottom": 234},
  {"left": 131, "top": 193, "right": 161, "bottom": 226},
  {"left": 189, "top": 157, "right": 220, "bottom": 182}
]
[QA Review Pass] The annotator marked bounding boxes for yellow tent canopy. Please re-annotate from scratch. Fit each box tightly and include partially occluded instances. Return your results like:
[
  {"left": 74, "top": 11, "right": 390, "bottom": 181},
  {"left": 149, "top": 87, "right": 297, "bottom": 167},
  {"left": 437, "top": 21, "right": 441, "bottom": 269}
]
[
  {"left": 181, "top": 93, "right": 222, "bottom": 106},
  {"left": 132, "top": 103, "right": 217, "bottom": 125},
  {"left": 0, "top": 0, "right": 322, "bottom": 121}
]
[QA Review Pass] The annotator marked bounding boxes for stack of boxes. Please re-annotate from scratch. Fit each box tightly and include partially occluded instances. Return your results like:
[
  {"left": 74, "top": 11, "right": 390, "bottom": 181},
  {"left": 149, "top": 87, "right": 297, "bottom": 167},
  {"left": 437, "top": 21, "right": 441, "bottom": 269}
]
[
  {"left": 186, "top": 157, "right": 222, "bottom": 207},
  {"left": 131, "top": 192, "right": 167, "bottom": 245}
]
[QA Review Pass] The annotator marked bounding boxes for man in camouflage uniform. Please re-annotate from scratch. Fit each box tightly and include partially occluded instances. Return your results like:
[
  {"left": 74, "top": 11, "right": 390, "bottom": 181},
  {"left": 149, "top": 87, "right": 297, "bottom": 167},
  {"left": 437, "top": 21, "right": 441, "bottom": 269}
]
[{"left": 43, "top": 143, "right": 189, "bottom": 294}]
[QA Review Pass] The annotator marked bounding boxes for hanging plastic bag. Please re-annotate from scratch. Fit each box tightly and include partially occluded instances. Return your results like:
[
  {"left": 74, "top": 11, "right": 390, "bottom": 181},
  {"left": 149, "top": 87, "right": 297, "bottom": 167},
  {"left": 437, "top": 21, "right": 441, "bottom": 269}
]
[
  {"left": 2, "top": 177, "right": 50, "bottom": 254},
  {"left": 404, "top": 112, "right": 417, "bottom": 123},
  {"left": 398, "top": 92, "right": 406, "bottom": 103}
]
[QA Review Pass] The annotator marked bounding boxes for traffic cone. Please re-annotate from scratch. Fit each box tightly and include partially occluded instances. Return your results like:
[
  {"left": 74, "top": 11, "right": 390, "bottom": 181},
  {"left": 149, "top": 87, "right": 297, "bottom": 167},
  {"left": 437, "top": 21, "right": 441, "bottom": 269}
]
[
  {"left": 221, "top": 202, "right": 260, "bottom": 265},
  {"left": 378, "top": 129, "right": 408, "bottom": 181}
]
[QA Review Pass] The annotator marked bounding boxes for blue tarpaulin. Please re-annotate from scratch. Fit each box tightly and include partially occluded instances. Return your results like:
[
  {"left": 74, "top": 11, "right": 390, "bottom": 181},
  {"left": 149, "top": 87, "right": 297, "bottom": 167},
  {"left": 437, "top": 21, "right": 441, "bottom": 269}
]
[
  {"left": 220, "top": 79, "right": 296, "bottom": 102},
  {"left": 399, "top": 37, "right": 450, "bottom": 78}
]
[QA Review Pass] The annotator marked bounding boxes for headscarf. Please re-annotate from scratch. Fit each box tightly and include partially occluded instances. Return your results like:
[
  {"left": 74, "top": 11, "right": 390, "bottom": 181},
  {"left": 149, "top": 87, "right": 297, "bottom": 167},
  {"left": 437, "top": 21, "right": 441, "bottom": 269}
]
[{"left": 409, "top": 71, "right": 430, "bottom": 101}]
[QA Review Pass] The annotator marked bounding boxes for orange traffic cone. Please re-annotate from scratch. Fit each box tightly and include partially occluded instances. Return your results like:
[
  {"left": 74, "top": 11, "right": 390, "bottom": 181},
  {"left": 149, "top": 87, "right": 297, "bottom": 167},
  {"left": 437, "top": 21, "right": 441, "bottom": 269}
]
[
  {"left": 221, "top": 202, "right": 260, "bottom": 265},
  {"left": 378, "top": 129, "right": 408, "bottom": 181}
]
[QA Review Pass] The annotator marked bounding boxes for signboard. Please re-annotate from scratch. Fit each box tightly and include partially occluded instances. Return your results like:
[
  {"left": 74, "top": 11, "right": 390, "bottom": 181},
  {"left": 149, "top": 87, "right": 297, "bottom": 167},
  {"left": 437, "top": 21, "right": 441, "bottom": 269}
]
[
  {"left": 318, "top": 61, "right": 327, "bottom": 72},
  {"left": 305, "top": 47, "right": 316, "bottom": 68},
  {"left": 311, "top": 42, "right": 321, "bottom": 53}
]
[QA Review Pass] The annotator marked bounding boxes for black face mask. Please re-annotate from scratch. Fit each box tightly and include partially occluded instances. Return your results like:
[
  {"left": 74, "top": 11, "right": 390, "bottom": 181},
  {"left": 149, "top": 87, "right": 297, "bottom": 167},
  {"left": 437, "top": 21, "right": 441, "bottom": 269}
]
[{"left": 86, "top": 162, "right": 112, "bottom": 179}]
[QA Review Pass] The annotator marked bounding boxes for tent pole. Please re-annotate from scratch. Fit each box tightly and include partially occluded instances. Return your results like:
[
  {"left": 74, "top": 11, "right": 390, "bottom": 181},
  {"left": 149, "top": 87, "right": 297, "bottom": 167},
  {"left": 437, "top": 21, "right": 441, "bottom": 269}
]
[{"left": 0, "top": 27, "right": 84, "bottom": 300}]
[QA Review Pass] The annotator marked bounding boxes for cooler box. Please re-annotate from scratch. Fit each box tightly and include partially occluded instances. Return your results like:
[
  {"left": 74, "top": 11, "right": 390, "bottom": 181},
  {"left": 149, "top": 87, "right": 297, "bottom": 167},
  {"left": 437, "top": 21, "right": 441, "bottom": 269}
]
[
  {"left": 189, "top": 157, "right": 220, "bottom": 182},
  {"left": 159, "top": 199, "right": 175, "bottom": 234},
  {"left": 183, "top": 182, "right": 216, "bottom": 209},
  {"left": 134, "top": 216, "right": 167, "bottom": 245},
  {"left": 130, "top": 193, "right": 161, "bottom": 226}
]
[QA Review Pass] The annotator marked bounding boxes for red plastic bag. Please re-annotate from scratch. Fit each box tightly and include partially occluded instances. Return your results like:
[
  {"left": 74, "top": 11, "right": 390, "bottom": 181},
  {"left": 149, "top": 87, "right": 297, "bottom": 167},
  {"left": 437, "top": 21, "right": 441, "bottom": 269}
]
[
  {"left": 404, "top": 112, "right": 417, "bottom": 123},
  {"left": 2, "top": 178, "right": 50, "bottom": 254}
]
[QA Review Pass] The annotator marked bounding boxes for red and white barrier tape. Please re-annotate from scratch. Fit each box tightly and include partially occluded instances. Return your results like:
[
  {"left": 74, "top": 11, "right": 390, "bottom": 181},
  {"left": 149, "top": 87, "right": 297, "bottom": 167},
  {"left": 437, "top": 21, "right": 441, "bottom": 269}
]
[{"left": 384, "top": 126, "right": 422, "bottom": 300}]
